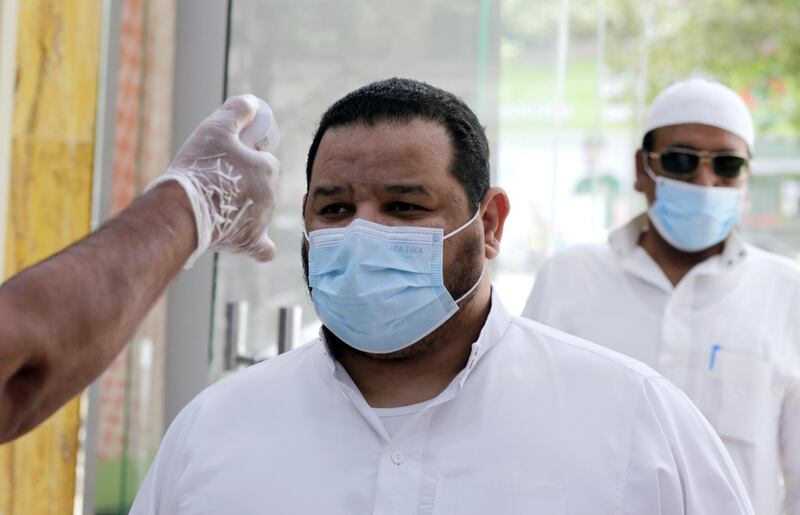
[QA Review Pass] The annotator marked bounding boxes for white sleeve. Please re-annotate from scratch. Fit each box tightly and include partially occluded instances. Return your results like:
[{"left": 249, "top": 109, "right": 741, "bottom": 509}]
[
  {"left": 622, "top": 377, "right": 754, "bottom": 515},
  {"left": 521, "top": 258, "right": 557, "bottom": 322},
  {"left": 128, "top": 392, "right": 206, "bottom": 515},
  {"left": 782, "top": 380, "right": 800, "bottom": 514}
]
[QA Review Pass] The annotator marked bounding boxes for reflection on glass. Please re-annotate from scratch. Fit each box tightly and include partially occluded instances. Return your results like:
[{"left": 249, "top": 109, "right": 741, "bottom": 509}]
[
  {"left": 217, "top": 0, "right": 800, "bottom": 368},
  {"left": 93, "top": 0, "right": 176, "bottom": 513},
  {"left": 215, "top": 0, "right": 501, "bottom": 379}
]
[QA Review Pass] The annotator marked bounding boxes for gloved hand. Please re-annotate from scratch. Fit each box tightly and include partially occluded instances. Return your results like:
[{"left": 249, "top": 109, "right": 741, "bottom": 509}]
[{"left": 148, "top": 94, "right": 281, "bottom": 267}]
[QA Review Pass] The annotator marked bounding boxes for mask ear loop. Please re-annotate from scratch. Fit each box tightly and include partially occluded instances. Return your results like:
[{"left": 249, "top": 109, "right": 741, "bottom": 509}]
[
  {"left": 443, "top": 209, "right": 486, "bottom": 304},
  {"left": 642, "top": 150, "right": 661, "bottom": 183},
  {"left": 444, "top": 209, "right": 481, "bottom": 240},
  {"left": 454, "top": 265, "right": 485, "bottom": 304}
]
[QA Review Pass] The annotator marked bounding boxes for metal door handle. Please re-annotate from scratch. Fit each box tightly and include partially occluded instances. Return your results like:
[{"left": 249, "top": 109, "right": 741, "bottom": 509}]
[
  {"left": 224, "top": 302, "right": 303, "bottom": 371},
  {"left": 224, "top": 301, "right": 261, "bottom": 369},
  {"left": 277, "top": 305, "right": 302, "bottom": 354}
]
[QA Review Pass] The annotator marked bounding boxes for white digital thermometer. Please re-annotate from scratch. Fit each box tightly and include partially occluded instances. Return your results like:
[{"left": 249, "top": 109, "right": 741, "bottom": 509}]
[{"left": 239, "top": 96, "right": 280, "bottom": 152}]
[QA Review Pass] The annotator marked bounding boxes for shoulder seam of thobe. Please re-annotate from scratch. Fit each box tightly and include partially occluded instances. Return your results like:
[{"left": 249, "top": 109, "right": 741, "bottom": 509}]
[
  {"left": 782, "top": 380, "right": 800, "bottom": 514},
  {"left": 791, "top": 285, "right": 800, "bottom": 376},
  {"left": 781, "top": 286, "right": 800, "bottom": 514},
  {"left": 617, "top": 376, "right": 649, "bottom": 515}
]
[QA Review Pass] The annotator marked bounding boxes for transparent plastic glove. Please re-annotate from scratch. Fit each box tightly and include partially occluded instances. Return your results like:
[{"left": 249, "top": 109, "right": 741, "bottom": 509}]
[{"left": 147, "top": 94, "right": 280, "bottom": 267}]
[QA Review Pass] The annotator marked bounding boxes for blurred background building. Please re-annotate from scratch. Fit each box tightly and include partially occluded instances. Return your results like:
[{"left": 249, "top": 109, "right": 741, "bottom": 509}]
[{"left": 0, "top": 0, "right": 798, "bottom": 513}]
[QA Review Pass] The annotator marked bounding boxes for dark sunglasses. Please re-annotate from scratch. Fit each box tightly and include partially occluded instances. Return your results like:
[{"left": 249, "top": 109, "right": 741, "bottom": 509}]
[{"left": 645, "top": 148, "right": 750, "bottom": 180}]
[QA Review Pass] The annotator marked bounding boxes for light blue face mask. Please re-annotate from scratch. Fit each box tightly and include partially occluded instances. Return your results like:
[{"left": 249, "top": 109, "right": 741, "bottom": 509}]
[
  {"left": 305, "top": 212, "right": 483, "bottom": 354},
  {"left": 644, "top": 161, "right": 744, "bottom": 252}
]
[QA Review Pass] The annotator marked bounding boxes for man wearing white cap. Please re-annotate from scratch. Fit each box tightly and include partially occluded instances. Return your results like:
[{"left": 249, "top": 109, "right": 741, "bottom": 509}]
[{"left": 523, "top": 77, "right": 800, "bottom": 514}]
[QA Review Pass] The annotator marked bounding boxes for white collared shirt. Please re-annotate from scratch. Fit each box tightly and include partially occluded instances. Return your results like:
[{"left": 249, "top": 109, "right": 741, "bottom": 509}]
[
  {"left": 131, "top": 290, "right": 752, "bottom": 515},
  {"left": 523, "top": 214, "right": 800, "bottom": 515}
]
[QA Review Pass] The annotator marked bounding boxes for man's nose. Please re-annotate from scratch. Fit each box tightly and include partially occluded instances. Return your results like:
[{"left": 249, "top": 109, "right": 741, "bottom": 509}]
[
  {"left": 693, "top": 157, "right": 719, "bottom": 187},
  {"left": 354, "top": 204, "right": 393, "bottom": 226}
]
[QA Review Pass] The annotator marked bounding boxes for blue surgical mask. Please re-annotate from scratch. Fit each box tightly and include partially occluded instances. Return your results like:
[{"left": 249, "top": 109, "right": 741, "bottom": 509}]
[
  {"left": 305, "top": 212, "right": 483, "bottom": 354},
  {"left": 644, "top": 162, "right": 744, "bottom": 252}
]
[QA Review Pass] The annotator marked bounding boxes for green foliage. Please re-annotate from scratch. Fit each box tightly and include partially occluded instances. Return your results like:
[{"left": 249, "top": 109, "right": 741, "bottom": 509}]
[
  {"left": 500, "top": 0, "right": 800, "bottom": 141},
  {"left": 607, "top": 0, "right": 800, "bottom": 141}
]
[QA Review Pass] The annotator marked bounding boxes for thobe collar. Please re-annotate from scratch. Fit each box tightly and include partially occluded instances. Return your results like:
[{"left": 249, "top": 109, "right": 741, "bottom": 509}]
[
  {"left": 608, "top": 213, "right": 748, "bottom": 291},
  {"left": 314, "top": 288, "right": 512, "bottom": 440},
  {"left": 318, "top": 287, "right": 511, "bottom": 384}
]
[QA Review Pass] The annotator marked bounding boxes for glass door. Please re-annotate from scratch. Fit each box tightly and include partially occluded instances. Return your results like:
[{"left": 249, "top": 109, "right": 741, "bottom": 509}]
[
  {"left": 212, "top": 0, "right": 502, "bottom": 378},
  {"left": 213, "top": 0, "right": 800, "bottom": 376}
]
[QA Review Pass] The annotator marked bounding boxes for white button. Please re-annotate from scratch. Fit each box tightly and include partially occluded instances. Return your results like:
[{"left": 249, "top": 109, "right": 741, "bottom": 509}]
[{"left": 390, "top": 451, "right": 405, "bottom": 465}]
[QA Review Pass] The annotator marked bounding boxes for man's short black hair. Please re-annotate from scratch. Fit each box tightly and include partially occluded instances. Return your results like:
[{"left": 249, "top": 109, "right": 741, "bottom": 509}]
[{"left": 305, "top": 78, "right": 490, "bottom": 212}]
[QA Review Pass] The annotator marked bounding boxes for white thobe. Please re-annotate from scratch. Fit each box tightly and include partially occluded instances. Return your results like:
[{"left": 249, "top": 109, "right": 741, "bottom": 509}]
[
  {"left": 131, "top": 290, "right": 752, "bottom": 515},
  {"left": 523, "top": 213, "right": 800, "bottom": 515}
]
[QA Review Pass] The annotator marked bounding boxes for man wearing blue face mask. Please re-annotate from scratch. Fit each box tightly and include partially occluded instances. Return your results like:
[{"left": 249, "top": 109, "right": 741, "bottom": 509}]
[
  {"left": 523, "top": 77, "right": 800, "bottom": 514},
  {"left": 131, "top": 78, "right": 753, "bottom": 515}
]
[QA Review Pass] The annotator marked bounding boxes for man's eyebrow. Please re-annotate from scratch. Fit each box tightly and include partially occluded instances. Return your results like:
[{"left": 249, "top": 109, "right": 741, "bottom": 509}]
[
  {"left": 311, "top": 185, "right": 346, "bottom": 198},
  {"left": 384, "top": 184, "right": 433, "bottom": 196}
]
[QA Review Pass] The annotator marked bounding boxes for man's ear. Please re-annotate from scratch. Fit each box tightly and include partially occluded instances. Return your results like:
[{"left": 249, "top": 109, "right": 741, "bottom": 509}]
[
  {"left": 634, "top": 149, "right": 647, "bottom": 193},
  {"left": 480, "top": 187, "right": 510, "bottom": 261}
]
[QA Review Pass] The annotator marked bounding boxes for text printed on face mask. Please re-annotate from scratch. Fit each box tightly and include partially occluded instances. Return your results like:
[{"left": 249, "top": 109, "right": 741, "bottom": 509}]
[{"left": 388, "top": 244, "right": 424, "bottom": 255}]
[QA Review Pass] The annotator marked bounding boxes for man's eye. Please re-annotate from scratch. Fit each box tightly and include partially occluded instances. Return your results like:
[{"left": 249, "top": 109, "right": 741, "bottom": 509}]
[
  {"left": 320, "top": 204, "right": 351, "bottom": 216},
  {"left": 387, "top": 202, "right": 424, "bottom": 213}
]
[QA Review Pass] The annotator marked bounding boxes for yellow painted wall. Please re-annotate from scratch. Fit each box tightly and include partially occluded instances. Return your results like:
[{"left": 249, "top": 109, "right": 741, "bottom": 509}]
[{"left": 0, "top": 0, "right": 102, "bottom": 513}]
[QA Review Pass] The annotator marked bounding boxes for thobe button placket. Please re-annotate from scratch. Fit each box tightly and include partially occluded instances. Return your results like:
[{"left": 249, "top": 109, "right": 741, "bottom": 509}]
[{"left": 390, "top": 451, "right": 405, "bottom": 465}]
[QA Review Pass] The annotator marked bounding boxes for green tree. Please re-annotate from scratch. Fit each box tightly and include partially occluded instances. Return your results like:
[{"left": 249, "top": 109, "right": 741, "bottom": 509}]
[{"left": 607, "top": 0, "right": 800, "bottom": 142}]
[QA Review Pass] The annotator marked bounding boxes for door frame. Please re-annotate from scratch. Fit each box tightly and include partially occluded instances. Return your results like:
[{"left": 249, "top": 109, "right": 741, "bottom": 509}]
[
  {"left": 80, "top": 1, "right": 230, "bottom": 513},
  {"left": 162, "top": 0, "right": 230, "bottom": 431},
  {"left": 0, "top": 0, "right": 19, "bottom": 277}
]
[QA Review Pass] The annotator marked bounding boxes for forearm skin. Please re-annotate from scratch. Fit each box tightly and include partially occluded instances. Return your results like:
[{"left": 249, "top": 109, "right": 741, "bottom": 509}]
[{"left": 0, "top": 181, "right": 196, "bottom": 442}]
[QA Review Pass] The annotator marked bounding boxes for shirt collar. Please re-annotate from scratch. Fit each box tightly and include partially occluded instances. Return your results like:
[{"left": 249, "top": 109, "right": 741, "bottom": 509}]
[
  {"left": 455, "top": 288, "right": 512, "bottom": 388},
  {"left": 608, "top": 213, "right": 648, "bottom": 256},
  {"left": 609, "top": 212, "right": 748, "bottom": 269},
  {"left": 317, "top": 287, "right": 512, "bottom": 393}
]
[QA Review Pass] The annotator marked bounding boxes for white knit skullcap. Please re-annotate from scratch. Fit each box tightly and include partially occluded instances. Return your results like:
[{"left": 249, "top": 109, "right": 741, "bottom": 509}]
[{"left": 644, "top": 78, "right": 755, "bottom": 150}]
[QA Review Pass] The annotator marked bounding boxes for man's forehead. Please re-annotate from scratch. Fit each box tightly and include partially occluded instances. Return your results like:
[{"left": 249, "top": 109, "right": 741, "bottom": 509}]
[
  {"left": 316, "top": 119, "right": 449, "bottom": 158},
  {"left": 310, "top": 119, "right": 455, "bottom": 186}
]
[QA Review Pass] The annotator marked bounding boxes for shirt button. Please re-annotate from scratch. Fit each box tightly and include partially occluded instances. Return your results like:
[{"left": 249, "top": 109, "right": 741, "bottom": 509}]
[{"left": 390, "top": 451, "right": 405, "bottom": 465}]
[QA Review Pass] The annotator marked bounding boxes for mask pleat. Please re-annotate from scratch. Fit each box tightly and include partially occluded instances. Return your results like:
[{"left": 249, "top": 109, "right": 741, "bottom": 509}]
[{"left": 306, "top": 215, "right": 477, "bottom": 354}]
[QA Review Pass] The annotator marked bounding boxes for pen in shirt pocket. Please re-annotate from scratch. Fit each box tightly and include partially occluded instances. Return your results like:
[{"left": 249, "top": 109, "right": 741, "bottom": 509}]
[{"left": 708, "top": 343, "right": 721, "bottom": 371}]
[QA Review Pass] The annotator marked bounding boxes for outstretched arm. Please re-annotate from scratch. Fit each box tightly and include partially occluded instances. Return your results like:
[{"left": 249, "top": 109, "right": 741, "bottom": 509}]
[{"left": 0, "top": 94, "right": 280, "bottom": 443}]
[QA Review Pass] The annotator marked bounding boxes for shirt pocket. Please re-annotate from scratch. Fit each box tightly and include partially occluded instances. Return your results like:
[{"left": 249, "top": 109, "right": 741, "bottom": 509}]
[
  {"left": 691, "top": 348, "right": 772, "bottom": 444},
  {"left": 432, "top": 480, "right": 566, "bottom": 515}
]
